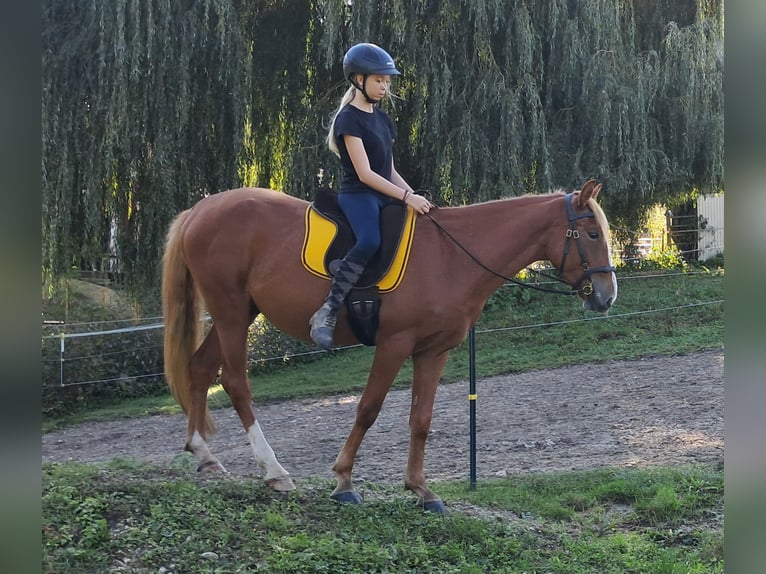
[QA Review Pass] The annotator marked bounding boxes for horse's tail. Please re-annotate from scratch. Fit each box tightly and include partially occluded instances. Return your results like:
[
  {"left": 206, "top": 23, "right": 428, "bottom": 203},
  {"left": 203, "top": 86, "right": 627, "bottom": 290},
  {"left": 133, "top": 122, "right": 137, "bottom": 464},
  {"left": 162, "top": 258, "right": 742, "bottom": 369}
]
[{"left": 162, "top": 209, "right": 215, "bottom": 434}]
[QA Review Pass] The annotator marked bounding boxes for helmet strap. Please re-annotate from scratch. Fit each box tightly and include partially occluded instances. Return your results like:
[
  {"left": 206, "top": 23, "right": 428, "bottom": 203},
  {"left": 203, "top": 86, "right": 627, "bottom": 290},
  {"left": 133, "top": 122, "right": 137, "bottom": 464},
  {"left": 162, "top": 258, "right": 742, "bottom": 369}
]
[{"left": 353, "top": 75, "right": 380, "bottom": 104}]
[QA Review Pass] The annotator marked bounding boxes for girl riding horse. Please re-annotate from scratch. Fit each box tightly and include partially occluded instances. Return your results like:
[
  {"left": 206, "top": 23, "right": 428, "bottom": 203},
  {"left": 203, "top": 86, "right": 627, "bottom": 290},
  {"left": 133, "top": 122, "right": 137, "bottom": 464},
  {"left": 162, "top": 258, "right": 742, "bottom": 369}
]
[{"left": 310, "top": 43, "right": 433, "bottom": 349}]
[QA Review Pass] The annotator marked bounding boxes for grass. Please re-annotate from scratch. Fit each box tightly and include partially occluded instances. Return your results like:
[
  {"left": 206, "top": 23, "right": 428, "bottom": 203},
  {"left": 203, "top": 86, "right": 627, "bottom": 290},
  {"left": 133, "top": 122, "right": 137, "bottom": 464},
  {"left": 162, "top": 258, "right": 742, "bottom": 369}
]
[
  {"left": 42, "top": 459, "right": 723, "bottom": 574},
  {"left": 43, "top": 267, "right": 723, "bottom": 431}
]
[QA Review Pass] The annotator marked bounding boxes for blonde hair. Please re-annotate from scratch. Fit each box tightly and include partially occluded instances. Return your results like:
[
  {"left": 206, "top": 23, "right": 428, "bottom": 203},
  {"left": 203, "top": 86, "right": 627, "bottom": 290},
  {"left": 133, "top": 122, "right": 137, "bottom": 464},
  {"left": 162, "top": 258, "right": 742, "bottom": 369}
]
[
  {"left": 326, "top": 80, "right": 401, "bottom": 157},
  {"left": 327, "top": 86, "right": 357, "bottom": 158}
]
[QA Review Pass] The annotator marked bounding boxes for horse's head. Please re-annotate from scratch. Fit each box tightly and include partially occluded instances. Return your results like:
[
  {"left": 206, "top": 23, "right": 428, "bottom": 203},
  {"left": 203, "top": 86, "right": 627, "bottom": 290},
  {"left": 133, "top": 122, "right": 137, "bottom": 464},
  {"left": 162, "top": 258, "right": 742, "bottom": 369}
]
[{"left": 551, "top": 180, "right": 618, "bottom": 313}]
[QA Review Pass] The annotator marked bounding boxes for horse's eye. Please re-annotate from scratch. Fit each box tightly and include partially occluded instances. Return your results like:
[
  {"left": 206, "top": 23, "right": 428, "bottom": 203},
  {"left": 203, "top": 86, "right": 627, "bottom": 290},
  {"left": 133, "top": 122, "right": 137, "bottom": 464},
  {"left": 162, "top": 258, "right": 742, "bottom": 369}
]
[{"left": 587, "top": 231, "right": 600, "bottom": 240}]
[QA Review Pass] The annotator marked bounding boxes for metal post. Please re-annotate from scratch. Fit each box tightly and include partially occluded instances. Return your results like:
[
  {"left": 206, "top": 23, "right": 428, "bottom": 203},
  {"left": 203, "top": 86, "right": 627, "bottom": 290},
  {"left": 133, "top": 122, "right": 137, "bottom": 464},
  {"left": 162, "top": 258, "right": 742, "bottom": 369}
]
[
  {"left": 468, "top": 326, "right": 477, "bottom": 490},
  {"left": 60, "top": 332, "right": 65, "bottom": 387}
]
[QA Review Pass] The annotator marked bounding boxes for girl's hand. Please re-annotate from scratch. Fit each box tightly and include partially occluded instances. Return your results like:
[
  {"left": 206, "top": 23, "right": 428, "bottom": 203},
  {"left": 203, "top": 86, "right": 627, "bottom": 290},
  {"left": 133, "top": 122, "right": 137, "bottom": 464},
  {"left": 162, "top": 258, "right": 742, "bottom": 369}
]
[{"left": 404, "top": 191, "right": 433, "bottom": 214}]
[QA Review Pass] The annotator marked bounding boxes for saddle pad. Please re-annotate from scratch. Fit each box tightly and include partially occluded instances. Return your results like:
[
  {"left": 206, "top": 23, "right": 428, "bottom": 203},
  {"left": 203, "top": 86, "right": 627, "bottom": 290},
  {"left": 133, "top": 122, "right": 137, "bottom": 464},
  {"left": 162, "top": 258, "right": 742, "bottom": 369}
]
[{"left": 301, "top": 204, "right": 417, "bottom": 293}]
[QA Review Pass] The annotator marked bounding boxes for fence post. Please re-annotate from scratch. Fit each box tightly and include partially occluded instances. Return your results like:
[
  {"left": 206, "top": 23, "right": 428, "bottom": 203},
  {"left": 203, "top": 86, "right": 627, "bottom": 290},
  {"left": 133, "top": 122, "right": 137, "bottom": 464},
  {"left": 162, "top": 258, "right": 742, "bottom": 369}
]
[
  {"left": 468, "top": 326, "right": 477, "bottom": 490},
  {"left": 59, "top": 332, "right": 65, "bottom": 387},
  {"left": 664, "top": 209, "right": 673, "bottom": 251}
]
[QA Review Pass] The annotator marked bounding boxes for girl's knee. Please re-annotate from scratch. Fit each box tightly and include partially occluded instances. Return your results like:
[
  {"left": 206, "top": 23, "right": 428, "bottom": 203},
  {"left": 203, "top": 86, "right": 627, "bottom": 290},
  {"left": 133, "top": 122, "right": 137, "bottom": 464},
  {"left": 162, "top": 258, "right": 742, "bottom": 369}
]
[{"left": 351, "top": 239, "right": 380, "bottom": 261}]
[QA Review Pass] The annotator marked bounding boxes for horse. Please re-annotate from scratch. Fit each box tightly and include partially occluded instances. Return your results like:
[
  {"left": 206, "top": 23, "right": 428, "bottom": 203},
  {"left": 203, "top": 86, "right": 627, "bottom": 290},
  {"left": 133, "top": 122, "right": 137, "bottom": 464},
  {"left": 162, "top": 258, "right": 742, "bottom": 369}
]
[{"left": 161, "top": 179, "right": 617, "bottom": 512}]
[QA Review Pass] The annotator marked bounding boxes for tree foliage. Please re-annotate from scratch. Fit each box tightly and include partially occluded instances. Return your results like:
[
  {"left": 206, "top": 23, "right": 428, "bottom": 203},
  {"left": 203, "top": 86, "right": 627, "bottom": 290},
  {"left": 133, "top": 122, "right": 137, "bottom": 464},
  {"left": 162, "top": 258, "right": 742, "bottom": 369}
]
[{"left": 42, "top": 0, "right": 723, "bottom": 293}]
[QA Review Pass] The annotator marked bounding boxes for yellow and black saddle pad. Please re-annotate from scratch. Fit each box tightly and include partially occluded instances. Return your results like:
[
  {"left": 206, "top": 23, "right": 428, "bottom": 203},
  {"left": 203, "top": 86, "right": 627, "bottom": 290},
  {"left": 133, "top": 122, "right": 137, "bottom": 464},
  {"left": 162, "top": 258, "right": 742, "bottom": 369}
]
[{"left": 301, "top": 188, "right": 417, "bottom": 293}]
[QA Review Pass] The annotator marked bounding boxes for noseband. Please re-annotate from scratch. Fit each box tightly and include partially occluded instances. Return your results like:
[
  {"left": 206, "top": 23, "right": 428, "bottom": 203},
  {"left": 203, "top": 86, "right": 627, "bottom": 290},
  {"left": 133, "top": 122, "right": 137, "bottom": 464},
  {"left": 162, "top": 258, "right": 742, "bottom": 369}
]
[{"left": 559, "top": 193, "right": 616, "bottom": 296}]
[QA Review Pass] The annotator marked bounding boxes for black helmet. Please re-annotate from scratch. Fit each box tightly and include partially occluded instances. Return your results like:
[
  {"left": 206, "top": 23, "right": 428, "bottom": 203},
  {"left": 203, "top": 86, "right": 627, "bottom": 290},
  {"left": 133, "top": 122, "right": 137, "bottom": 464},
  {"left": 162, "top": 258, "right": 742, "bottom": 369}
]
[{"left": 342, "top": 43, "right": 401, "bottom": 81}]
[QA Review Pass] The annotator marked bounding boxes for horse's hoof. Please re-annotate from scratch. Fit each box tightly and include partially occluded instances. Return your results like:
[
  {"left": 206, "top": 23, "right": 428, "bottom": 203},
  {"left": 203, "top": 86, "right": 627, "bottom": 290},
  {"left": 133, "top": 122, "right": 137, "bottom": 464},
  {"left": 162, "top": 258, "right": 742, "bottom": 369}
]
[
  {"left": 265, "top": 475, "right": 296, "bottom": 492},
  {"left": 422, "top": 499, "right": 447, "bottom": 514},
  {"left": 197, "top": 460, "right": 226, "bottom": 473},
  {"left": 331, "top": 490, "right": 363, "bottom": 504}
]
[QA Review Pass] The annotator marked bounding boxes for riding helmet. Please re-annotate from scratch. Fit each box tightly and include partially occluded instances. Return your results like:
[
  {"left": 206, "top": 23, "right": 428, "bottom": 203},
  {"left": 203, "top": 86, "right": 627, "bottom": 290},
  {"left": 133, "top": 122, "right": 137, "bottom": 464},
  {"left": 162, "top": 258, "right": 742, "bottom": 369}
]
[{"left": 342, "top": 43, "right": 401, "bottom": 81}]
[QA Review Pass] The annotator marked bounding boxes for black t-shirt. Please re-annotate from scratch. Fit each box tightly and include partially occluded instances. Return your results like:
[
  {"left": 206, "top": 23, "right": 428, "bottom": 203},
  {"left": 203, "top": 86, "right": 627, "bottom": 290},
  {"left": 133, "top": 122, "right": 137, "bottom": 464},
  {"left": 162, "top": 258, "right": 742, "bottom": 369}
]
[{"left": 333, "top": 104, "right": 396, "bottom": 193}]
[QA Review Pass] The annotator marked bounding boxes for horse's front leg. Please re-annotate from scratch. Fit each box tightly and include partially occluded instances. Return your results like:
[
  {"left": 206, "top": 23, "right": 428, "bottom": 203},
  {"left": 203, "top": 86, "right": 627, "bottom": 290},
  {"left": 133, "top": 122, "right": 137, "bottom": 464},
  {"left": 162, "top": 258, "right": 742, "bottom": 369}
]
[
  {"left": 331, "top": 339, "right": 411, "bottom": 502},
  {"left": 404, "top": 351, "right": 450, "bottom": 513}
]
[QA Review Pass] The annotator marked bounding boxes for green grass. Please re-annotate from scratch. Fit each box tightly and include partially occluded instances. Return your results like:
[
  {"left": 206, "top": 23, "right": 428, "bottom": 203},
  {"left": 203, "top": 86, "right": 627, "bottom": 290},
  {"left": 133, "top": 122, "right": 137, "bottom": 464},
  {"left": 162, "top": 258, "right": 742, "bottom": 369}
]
[
  {"left": 43, "top": 268, "right": 723, "bottom": 431},
  {"left": 438, "top": 465, "right": 723, "bottom": 526},
  {"left": 42, "top": 460, "right": 723, "bottom": 574}
]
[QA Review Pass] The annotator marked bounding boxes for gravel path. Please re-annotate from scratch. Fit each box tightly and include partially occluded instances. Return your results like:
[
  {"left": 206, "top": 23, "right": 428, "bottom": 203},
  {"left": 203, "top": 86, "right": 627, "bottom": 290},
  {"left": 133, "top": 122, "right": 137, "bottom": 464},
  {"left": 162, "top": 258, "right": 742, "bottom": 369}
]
[{"left": 42, "top": 350, "right": 724, "bottom": 484}]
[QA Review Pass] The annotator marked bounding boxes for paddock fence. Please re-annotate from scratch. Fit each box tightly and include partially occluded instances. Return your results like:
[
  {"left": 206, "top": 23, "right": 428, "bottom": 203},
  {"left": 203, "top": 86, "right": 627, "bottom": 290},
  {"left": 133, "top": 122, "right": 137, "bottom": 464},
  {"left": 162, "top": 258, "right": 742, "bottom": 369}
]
[{"left": 41, "top": 271, "right": 723, "bottom": 391}]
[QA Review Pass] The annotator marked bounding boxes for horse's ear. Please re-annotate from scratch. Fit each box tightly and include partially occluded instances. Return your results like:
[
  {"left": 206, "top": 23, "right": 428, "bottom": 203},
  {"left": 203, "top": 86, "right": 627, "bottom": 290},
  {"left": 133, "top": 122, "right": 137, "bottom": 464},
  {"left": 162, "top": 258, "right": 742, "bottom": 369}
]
[
  {"left": 578, "top": 179, "right": 597, "bottom": 206},
  {"left": 591, "top": 183, "right": 602, "bottom": 201}
]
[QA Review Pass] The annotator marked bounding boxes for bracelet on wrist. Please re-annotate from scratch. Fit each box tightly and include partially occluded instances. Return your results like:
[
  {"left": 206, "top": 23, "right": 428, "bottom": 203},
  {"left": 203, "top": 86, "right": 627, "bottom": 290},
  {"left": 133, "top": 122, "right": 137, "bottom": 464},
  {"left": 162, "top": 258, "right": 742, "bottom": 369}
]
[{"left": 402, "top": 190, "right": 411, "bottom": 202}]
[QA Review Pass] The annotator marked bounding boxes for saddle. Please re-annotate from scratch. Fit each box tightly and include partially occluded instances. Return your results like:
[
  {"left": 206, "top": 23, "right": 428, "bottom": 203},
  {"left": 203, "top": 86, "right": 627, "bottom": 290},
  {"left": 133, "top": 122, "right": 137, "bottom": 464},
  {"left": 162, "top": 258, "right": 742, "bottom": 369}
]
[{"left": 302, "top": 187, "right": 417, "bottom": 346}]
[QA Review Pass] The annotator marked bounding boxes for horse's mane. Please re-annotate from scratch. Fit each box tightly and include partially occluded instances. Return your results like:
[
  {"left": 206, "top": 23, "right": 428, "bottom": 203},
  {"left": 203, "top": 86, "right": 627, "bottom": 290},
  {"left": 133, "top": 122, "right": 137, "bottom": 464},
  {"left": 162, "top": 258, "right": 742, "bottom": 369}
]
[{"left": 444, "top": 189, "right": 609, "bottom": 240}]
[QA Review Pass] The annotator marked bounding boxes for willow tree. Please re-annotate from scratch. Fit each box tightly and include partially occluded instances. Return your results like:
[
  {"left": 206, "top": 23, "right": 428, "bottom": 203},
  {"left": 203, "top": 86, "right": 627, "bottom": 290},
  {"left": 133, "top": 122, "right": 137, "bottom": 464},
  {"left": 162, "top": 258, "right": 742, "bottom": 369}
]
[
  {"left": 309, "top": 0, "right": 723, "bottom": 225},
  {"left": 42, "top": 0, "right": 723, "bottom": 294},
  {"left": 42, "top": 0, "right": 254, "bottom": 292}
]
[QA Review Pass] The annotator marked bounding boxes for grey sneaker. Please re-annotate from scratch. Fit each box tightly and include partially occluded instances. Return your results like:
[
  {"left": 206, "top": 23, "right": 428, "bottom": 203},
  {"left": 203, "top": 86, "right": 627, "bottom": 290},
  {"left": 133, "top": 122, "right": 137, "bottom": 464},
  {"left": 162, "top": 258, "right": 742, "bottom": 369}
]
[{"left": 309, "top": 303, "right": 337, "bottom": 349}]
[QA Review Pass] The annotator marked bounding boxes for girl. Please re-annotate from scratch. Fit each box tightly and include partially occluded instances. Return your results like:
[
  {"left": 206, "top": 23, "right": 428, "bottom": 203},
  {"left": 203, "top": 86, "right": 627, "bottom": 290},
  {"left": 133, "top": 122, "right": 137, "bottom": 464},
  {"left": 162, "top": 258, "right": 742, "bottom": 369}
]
[{"left": 310, "top": 43, "right": 432, "bottom": 349}]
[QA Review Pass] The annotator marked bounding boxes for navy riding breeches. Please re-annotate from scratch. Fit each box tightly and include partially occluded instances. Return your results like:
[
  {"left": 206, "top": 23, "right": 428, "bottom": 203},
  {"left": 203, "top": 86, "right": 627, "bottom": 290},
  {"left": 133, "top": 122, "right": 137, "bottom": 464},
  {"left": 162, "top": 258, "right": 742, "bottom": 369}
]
[{"left": 337, "top": 190, "right": 396, "bottom": 263}]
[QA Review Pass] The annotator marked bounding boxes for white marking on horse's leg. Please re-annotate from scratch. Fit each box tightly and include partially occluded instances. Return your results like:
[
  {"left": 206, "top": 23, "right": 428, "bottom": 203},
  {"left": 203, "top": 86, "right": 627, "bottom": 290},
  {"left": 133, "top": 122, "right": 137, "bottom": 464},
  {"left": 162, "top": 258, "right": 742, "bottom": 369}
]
[
  {"left": 187, "top": 431, "right": 227, "bottom": 473},
  {"left": 247, "top": 421, "right": 294, "bottom": 489}
]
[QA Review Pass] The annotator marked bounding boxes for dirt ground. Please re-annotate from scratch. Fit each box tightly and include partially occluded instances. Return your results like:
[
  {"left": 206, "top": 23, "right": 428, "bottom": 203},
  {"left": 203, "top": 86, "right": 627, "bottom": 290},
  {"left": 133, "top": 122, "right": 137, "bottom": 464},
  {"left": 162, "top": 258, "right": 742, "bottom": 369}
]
[{"left": 42, "top": 350, "right": 724, "bottom": 485}]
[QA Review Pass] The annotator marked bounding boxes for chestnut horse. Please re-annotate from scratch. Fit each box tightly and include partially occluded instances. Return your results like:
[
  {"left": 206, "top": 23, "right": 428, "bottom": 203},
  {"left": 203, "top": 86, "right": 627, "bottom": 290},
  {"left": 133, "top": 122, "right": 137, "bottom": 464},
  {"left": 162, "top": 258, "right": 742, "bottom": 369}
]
[{"left": 162, "top": 179, "right": 617, "bottom": 512}]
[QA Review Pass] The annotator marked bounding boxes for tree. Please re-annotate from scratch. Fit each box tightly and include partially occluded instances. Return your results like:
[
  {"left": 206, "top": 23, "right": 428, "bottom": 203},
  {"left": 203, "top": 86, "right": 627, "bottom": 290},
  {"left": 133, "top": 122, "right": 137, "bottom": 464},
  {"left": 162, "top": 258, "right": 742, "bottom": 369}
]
[{"left": 42, "top": 0, "right": 253, "bottom": 293}]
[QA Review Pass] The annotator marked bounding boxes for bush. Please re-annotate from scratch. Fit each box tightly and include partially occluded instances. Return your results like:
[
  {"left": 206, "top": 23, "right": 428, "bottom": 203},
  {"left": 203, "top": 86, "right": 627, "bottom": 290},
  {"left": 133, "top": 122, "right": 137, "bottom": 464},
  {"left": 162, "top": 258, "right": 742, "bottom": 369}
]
[
  {"left": 700, "top": 253, "right": 724, "bottom": 269},
  {"left": 247, "top": 315, "right": 323, "bottom": 374},
  {"left": 617, "top": 244, "right": 688, "bottom": 272}
]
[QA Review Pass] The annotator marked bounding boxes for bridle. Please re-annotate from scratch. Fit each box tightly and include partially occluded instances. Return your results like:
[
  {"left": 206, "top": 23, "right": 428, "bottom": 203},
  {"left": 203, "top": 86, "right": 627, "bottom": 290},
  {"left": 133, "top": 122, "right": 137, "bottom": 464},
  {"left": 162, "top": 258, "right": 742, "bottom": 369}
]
[
  {"left": 557, "top": 192, "right": 617, "bottom": 296},
  {"left": 425, "top": 192, "right": 615, "bottom": 297}
]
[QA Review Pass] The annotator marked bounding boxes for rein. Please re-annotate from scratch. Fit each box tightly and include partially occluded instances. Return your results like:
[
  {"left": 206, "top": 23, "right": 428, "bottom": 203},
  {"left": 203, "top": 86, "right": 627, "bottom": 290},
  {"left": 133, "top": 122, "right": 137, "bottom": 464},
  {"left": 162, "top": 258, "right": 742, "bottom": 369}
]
[{"left": 424, "top": 193, "right": 615, "bottom": 297}]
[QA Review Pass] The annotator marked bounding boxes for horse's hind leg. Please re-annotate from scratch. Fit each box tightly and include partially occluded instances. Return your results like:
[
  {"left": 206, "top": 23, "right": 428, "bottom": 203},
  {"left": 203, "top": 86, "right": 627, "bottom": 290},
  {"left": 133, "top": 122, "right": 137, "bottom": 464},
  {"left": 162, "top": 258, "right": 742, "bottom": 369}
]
[
  {"left": 213, "top": 309, "right": 295, "bottom": 492},
  {"left": 185, "top": 325, "right": 227, "bottom": 473}
]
